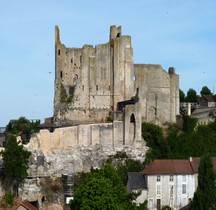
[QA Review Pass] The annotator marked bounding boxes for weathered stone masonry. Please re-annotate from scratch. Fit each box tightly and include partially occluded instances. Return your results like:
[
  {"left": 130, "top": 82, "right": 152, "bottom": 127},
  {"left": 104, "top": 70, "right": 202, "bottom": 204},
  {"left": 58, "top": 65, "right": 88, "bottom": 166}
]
[
  {"left": 54, "top": 25, "right": 179, "bottom": 147},
  {"left": 17, "top": 25, "right": 179, "bottom": 204}
]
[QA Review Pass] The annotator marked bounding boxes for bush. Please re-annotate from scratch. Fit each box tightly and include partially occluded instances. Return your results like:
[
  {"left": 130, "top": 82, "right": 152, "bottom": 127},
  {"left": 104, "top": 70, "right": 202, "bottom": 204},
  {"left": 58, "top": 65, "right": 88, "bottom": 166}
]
[{"left": 0, "top": 192, "right": 15, "bottom": 207}]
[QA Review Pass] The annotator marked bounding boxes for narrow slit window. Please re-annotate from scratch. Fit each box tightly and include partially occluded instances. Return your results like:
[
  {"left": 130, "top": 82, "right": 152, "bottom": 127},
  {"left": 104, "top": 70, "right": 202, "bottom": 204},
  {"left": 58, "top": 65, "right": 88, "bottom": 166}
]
[
  {"left": 58, "top": 49, "right": 60, "bottom": 56},
  {"left": 82, "top": 85, "right": 84, "bottom": 91},
  {"left": 96, "top": 85, "right": 98, "bottom": 91},
  {"left": 71, "top": 59, "right": 73, "bottom": 63},
  {"left": 60, "top": 71, "right": 63, "bottom": 78}
]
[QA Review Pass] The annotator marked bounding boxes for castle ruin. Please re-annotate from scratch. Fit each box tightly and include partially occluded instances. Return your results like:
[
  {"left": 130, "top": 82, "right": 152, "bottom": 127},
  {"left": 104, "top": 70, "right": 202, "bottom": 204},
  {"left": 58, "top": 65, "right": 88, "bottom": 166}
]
[{"left": 54, "top": 25, "right": 179, "bottom": 146}]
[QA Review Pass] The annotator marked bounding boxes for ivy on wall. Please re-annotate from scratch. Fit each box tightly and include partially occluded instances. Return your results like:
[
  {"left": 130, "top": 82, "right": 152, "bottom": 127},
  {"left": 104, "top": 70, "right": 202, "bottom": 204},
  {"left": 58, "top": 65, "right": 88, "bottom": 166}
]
[{"left": 60, "top": 83, "right": 75, "bottom": 104}]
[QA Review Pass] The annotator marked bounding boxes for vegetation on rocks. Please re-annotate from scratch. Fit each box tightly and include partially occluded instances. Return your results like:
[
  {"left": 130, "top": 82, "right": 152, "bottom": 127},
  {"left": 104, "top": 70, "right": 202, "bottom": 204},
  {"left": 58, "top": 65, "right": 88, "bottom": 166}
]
[
  {"left": 70, "top": 163, "right": 145, "bottom": 210},
  {"left": 0, "top": 135, "right": 31, "bottom": 195}
]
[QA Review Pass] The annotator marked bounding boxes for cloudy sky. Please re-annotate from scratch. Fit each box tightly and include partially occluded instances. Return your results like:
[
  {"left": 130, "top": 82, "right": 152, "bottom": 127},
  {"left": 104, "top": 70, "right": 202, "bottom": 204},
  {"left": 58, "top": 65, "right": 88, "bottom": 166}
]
[{"left": 0, "top": 0, "right": 216, "bottom": 127}]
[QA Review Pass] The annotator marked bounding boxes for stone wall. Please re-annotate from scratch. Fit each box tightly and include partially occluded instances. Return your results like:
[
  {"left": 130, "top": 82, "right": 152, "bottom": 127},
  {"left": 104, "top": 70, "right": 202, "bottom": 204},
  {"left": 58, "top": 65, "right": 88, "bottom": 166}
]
[
  {"left": 134, "top": 64, "right": 179, "bottom": 125},
  {"left": 25, "top": 121, "right": 146, "bottom": 176},
  {"left": 54, "top": 25, "right": 179, "bottom": 128},
  {"left": 54, "top": 25, "right": 135, "bottom": 126}
]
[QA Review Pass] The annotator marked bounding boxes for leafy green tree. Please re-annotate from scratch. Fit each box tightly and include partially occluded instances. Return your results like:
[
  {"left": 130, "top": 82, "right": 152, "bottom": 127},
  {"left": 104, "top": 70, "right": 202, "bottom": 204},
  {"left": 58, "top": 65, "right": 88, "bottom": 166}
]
[
  {"left": 142, "top": 119, "right": 216, "bottom": 160},
  {"left": 182, "top": 115, "right": 198, "bottom": 134},
  {"left": 185, "top": 88, "right": 198, "bottom": 103},
  {"left": 0, "top": 135, "right": 31, "bottom": 194},
  {"left": 70, "top": 163, "right": 138, "bottom": 210},
  {"left": 179, "top": 89, "right": 185, "bottom": 102},
  {"left": 5, "top": 116, "right": 40, "bottom": 143},
  {"left": 142, "top": 122, "right": 168, "bottom": 164},
  {"left": 200, "top": 86, "right": 212, "bottom": 96},
  {"left": 191, "top": 154, "right": 216, "bottom": 209},
  {"left": 106, "top": 151, "right": 144, "bottom": 184}
]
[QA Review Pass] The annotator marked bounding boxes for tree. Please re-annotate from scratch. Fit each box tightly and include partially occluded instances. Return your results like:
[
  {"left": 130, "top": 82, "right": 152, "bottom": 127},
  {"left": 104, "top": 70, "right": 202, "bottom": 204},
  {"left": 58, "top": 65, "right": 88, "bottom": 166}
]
[
  {"left": 191, "top": 154, "right": 216, "bottom": 209},
  {"left": 5, "top": 116, "right": 40, "bottom": 143},
  {"left": 142, "top": 122, "right": 168, "bottom": 164},
  {"left": 179, "top": 89, "right": 185, "bottom": 102},
  {"left": 70, "top": 163, "right": 138, "bottom": 210},
  {"left": 200, "top": 86, "right": 212, "bottom": 96},
  {"left": 0, "top": 135, "right": 31, "bottom": 194},
  {"left": 185, "top": 88, "right": 198, "bottom": 103}
]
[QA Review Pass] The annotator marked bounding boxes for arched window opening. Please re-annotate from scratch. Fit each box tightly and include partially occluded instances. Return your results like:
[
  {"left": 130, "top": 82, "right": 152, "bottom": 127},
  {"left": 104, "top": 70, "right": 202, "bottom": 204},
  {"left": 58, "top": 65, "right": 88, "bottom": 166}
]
[
  {"left": 73, "top": 74, "right": 78, "bottom": 85},
  {"left": 130, "top": 114, "right": 135, "bottom": 123}
]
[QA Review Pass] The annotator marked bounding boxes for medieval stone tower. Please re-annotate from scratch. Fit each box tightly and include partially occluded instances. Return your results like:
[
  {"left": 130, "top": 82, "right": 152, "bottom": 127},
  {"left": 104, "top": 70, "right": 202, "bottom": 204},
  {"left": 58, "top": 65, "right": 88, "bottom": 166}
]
[{"left": 54, "top": 25, "right": 179, "bottom": 135}]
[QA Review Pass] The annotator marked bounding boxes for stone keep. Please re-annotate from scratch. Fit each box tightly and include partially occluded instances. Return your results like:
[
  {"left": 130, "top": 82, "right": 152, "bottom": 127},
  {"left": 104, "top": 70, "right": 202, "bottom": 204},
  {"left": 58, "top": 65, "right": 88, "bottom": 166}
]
[{"left": 54, "top": 25, "right": 179, "bottom": 129}]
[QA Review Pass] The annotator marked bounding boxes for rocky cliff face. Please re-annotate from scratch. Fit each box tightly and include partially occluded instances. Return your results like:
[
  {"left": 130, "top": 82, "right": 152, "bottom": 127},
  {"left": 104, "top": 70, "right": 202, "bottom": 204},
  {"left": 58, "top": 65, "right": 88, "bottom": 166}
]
[{"left": 19, "top": 128, "right": 148, "bottom": 207}]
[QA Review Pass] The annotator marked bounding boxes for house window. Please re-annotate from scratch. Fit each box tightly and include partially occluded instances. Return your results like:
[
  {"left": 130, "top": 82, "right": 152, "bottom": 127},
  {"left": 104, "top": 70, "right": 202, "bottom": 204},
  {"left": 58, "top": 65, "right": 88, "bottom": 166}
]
[
  {"left": 182, "top": 184, "right": 186, "bottom": 194},
  {"left": 170, "top": 175, "right": 174, "bottom": 182},
  {"left": 182, "top": 175, "right": 186, "bottom": 182},
  {"left": 169, "top": 185, "right": 174, "bottom": 198},
  {"left": 169, "top": 198, "right": 174, "bottom": 208},
  {"left": 149, "top": 199, "right": 153, "bottom": 208},
  {"left": 156, "top": 175, "right": 161, "bottom": 182},
  {"left": 156, "top": 185, "right": 161, "bottom": 195}
]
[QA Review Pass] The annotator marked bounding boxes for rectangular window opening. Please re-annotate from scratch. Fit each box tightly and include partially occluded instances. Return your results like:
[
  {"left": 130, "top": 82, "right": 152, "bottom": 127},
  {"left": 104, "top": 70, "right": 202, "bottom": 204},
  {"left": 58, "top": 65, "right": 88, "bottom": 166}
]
[
  {"left": 156, "top": 175, "right": 161, "bottom": 182},
  {"left": 58, "top": 49, "right": 60, "bottom": 56},
  {"left": 156, "top": 185, "right": 161, "bottom": 195},
  {"left": 96, "top": 85, "right": 98, "bottom": 91},
  {"left": 60, "top": 71, "right": 63, "bottom": 78},
  {"left": 170, "top": 175, "right": 174, "bottom": 182},
  {"left": 82, "top": 85, "right": 84, "bottom": 91},
  {"left": 182, "top": 175, "right": 186, "bottom": 182},
  {"left": 182, "top": 184, "right": 186, "bottom": 194}
]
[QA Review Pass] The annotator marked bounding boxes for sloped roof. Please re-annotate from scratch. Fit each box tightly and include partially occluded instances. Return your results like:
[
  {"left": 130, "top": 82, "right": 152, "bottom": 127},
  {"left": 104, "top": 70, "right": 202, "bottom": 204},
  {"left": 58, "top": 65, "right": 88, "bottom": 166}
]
[
  {"left": 202, "top": 95, "right": 215, "bottom": 102},
  {"left": 190, "top": 157, "right": 216, "bottom": 173},
  {"left": 141, "top": 158, "right": 216, "bottom": 175},
  {"left": 15, "top": 200, "right": 38, "bottom": 210},
  {"left": 127, "top": 172, "right": 146, "bottom": 190},
  {"left": 141, "top": 159, "right": 194, "bottom": 175}
]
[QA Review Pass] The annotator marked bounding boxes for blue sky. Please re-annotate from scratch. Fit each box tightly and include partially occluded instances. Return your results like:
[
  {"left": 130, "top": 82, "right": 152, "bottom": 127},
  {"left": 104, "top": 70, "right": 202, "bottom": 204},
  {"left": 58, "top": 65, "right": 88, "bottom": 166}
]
[{"left": 0, "top": 0, "right": 216, "bottom": 127}]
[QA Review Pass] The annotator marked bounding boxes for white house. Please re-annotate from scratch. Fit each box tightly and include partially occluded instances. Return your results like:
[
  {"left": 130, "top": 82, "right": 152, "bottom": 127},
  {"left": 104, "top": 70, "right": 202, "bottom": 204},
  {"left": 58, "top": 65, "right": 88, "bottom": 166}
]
[{"left": 127, "top": 158, "right": 216, "bottom": 210}]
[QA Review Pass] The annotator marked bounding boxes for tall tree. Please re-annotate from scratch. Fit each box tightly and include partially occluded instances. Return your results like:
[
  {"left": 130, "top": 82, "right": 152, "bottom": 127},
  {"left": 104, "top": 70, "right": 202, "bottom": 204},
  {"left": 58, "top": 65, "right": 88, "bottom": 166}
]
[
  {"left": 70, "top": 163, "right": 138, "bottom": 210},
  {"left": 191, "top": 154, "right": 216, "bottom": 209},
  {"left": 200, "top": 86, "right": 212, "bottom": 96},
  {"left": 0, "top": 135, "right": 31, "bottom": 194},
  {"left": 185, "top": 88, "right": 198, "bottom": 103},
  {"left": 179, "top": 89, "right": 185, "bottom": 102}
]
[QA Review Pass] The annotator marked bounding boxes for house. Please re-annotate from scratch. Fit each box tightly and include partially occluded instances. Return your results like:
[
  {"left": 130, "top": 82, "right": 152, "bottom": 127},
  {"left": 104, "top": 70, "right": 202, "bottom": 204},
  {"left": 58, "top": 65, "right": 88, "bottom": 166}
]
[
  {"left": 127, "top": 158, "right": 216, "bottom": 210},
  {"left": 127, "top": 172, "right": 147, "bottom": 203},
  {"left": 14, "top": 200, "right": 38, "bottom": 210},
  {"left": 199, "top": 95, "right": 216, "bottom": 108}
]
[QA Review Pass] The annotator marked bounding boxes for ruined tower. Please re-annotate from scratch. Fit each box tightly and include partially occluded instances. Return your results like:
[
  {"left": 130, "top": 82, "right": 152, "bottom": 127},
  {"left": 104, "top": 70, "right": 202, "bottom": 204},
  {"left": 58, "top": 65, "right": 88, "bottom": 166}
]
[
  {"left": 54, "top": 25, "right": 135, "bottom": 126},
  {"left": 54, "top": 25, "right": 179, "bottom": 128}
]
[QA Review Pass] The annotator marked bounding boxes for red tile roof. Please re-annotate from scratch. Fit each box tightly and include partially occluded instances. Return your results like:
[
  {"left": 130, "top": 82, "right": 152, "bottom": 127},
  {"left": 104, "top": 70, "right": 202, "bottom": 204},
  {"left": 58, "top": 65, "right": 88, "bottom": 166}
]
[
  {"left": 202, "top": 95, "right": 215, "bottom": 102},
  {"left": 141, "top": 159, "right": 194, "bottom": 175},
  {"left": 15, "top": 200, "right": 38, "bottom": 210},
  {"left": 141, "top": 157, "right": 216, "bottom": 175}
]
